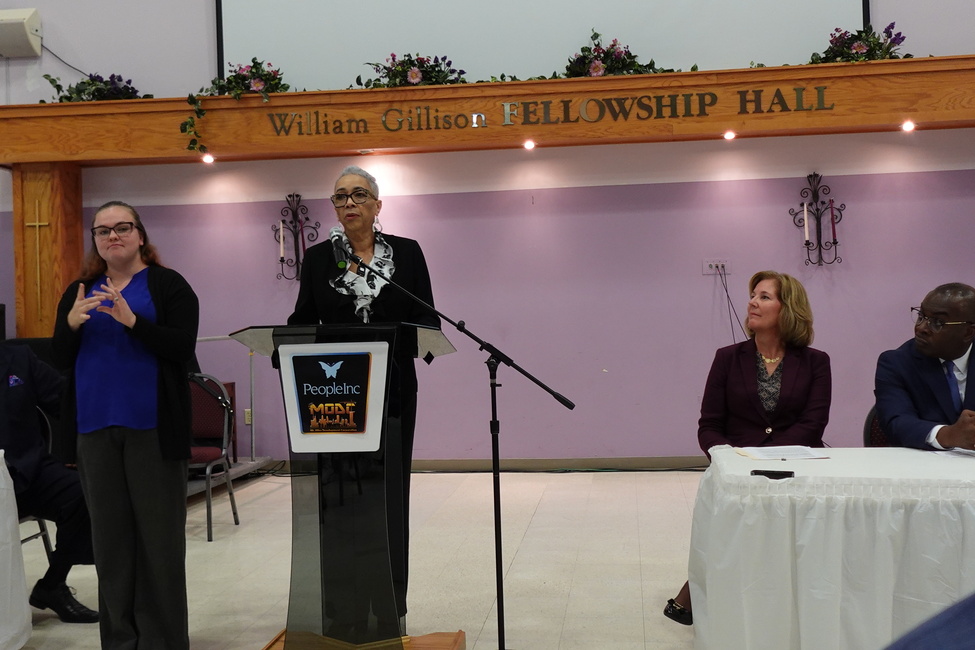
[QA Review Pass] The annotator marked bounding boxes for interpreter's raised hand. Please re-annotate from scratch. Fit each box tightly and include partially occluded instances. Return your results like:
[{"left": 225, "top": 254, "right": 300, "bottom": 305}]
[
  {"left": 937, "top": 409, "right": 975, "bottom": 450},
  {"left": 67, "top": 283, "right": 104, "bottom": 331},
  {"left": 93, "top": 277, "right": 137, "bottom": 329}
]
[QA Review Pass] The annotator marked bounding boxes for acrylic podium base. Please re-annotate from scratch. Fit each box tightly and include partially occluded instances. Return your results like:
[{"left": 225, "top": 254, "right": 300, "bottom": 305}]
[{"left": 262, "top": 630, "right": 466, "bottom": 650}]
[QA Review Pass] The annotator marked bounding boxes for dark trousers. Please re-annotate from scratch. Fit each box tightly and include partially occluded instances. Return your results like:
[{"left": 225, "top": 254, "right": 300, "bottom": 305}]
[
  {"left": 15, "top": 456, "right": 94, "bottom": 582},
  {"left": 78, "top": 427, "right": 189, "bottom": 650}
]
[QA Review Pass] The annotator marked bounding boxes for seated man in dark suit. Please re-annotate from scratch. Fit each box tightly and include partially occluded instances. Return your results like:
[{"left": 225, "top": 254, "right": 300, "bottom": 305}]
[
  {"left": 1, "top": 341, "right": 98, "bottom": 623},
  {"left": 875, "top": 282, "right": 975, "bottom": 451}
]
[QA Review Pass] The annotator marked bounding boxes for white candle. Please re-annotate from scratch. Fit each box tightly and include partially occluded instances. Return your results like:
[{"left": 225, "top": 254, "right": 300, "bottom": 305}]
[
  {"left": 803, "top": 203, "right": 809, "bottom": 242},
  {"left": 279, "top": 220, "right": 285, "bottom": 259}
]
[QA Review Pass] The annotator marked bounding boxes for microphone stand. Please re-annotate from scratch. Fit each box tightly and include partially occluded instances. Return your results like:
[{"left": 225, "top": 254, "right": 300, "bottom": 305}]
[{"left": 348, "top": 253, "right": 575, "bottom": 650}]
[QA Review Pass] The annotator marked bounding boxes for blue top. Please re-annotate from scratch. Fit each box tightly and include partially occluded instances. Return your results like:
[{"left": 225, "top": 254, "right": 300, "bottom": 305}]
[{"left": 75, "top": 268, "right": 158, "bottom": 433}]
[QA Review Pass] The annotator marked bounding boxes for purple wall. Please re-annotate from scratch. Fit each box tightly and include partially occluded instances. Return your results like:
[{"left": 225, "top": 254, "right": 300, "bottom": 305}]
[{"left": 4, "top": 168, "right": 974, "bottom": 462}]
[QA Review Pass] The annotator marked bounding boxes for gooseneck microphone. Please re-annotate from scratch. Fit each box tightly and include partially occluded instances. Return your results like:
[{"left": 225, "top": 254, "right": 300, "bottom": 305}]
[{"left": 330, "top": 231, "right": 349, "bottom": 270}]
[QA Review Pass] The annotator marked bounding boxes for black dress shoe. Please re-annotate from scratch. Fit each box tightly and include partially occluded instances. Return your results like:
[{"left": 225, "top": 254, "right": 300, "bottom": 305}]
[
  {"left": 663, "top": 598, "right": 693, "bottom": 625},
  {"left": 29, "top": 581, "right": 99, "bottom": 624}
]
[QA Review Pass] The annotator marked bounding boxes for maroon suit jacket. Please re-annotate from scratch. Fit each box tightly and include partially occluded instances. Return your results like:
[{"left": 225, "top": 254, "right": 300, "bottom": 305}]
[{"left": 698, "top": 338, "right": 832, "bottom": 457}]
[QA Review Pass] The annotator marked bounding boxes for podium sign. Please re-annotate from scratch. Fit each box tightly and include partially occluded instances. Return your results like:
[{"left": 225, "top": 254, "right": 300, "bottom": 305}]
[
  {"left": 231, "top": 323, "right": 454, "bottom": 647},
  {"left": 278, "top": 341, "right": 389, "bottom": 453}
]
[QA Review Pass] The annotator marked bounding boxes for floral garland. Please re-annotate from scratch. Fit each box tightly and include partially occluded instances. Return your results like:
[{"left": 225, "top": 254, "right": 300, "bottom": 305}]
[
  {"left": 810, "top": 22, "right": 911, "bottom": 64},
  {"left": 356, "top": 53, "right": 466, "bottom": 89},
  {"left": 40, "top": 73, "right": 152, "bottom": 103},
  {"left": 564, "top": 30, "right": 695, "bottom": 77},
  {"left": 181, "top": 57, "right": 290, "bottom": 153}
]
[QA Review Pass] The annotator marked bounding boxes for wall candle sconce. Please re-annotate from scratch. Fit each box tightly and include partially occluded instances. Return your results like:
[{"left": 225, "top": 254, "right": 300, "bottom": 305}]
[
  {"left": 792, "top": 172, "right": 846, "bottom": 265},
  {"left": 273, "top": 193, "right": 321, "bottom": 280}
]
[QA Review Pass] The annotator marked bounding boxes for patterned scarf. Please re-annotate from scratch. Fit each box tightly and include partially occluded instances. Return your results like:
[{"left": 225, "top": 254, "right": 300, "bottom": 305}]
[{"left": 328, "top": 226, "right": 395, "bottom": 323}]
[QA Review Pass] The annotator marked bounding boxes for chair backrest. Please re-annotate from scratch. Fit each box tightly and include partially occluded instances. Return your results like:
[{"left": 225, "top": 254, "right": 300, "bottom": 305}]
[
  {"left": 189, "top": 373, "right": 233, "bottom": 450},
  {"left": 36, "top": 406, "right": 53, "bottom": 452},
  {"left": 863, "top": 405, "right": 891, "bottom": 447}
]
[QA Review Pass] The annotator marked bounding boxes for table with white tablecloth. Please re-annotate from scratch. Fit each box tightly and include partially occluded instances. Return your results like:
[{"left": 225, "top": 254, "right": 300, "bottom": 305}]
[
  {"left": 689, "top": 445, "right": 975, "bottom": 650},
  {"left": 0, "top": 449, "right": 31, "bottom": 650}
]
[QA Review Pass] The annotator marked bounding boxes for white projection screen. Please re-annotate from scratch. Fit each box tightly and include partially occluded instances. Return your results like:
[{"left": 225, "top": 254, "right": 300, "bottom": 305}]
[{"left": 218, "top": 0, "right": 867, "bottom": 92}]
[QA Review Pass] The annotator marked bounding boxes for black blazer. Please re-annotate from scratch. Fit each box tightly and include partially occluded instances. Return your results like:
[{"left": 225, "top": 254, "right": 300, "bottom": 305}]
[
  {"left": 52, "top": 265, "right": 199, "bottom": 461},
  {"left": 0, "top": 342, "right": 63, "bottom": 493},
  {"left": 289, "top": 233, "right": 439, "bottom": 400}
]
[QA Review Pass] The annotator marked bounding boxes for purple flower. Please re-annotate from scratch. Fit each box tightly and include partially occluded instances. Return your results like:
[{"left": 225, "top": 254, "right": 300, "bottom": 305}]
[
  {"left": 883, "top": 22, "right": 895, "bottom": 38},
  {"left": 407, "top": 67, "right": 422, "bottom": 84},
  {"left": 829, "top": 28, "right": 850, "bottom": 47},
  {"left": 589, "top": 60, "right": 606, "bottom": 77}
]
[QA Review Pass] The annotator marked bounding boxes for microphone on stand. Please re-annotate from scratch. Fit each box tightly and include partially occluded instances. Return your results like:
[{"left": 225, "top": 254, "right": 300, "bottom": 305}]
[{"left": 330, "top": 230, "right": 349, "bottom": 270}]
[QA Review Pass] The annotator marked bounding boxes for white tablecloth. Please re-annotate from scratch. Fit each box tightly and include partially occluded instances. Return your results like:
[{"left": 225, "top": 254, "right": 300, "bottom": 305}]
[
  {"left": 689, "top": 445, "right": 975, "bottom": 650},
  {"left": 0, "top": 450, "right": 31, "bottom": 650}
]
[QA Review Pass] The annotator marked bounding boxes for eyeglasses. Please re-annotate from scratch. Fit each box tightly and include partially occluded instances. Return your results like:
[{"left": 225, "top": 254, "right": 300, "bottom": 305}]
[
  {"left": 329, "top": 189, "right": 375, "bottom": 208},
  {"left": 91, "top": 222, "right": 137, "bottom": 239},
  {"left": 911, "top": 307, "right": 975, "bottom": 333}
]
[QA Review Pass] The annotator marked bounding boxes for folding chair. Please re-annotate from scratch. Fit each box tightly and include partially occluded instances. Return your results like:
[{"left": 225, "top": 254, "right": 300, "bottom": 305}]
[{"left": 188, "top": 373, "right": 240, "bottom": 541}]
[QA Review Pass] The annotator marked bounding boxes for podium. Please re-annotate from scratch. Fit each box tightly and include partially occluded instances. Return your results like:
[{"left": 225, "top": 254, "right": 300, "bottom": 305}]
[{"left": 231, "top": 324, "right": 456, "bottom": 650}]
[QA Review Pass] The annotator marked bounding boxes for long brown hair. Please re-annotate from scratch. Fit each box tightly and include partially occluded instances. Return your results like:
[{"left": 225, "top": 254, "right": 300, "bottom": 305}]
[
  {"left": 745, "top": 270, "right": 815, "bottom": 347},
  {"left": 79, "top": 201, "right": 162, "bottom": 283}
]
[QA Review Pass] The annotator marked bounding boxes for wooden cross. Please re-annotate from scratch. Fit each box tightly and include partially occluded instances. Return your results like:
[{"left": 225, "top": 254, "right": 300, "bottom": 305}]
[{"left": 25, "top": 199, "right": 50, "bottom": 308}]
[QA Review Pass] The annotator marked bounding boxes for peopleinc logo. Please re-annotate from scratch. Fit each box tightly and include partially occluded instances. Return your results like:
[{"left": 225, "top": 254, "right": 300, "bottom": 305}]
[{"left": 318, "top": 361, "right": 343, "bottom": 378}]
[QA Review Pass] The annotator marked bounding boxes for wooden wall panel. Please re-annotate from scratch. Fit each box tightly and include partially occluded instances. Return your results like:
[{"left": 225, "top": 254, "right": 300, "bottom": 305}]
[{"left": 12, "top": 163, "right": 83, "bottom": 338}]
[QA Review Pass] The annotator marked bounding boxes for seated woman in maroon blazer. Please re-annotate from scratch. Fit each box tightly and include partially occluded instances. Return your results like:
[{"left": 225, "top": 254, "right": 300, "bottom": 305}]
[{"left": 663, "top": 270, "right": 832, "bottom": 626}]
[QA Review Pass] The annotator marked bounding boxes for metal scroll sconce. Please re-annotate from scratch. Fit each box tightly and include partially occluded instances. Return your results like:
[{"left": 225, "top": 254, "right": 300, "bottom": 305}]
[
  {"left": 274, "top": 193, "right": 321, "bottom": 280},
  {"left": 792, "top": 172, "right": 846, "bottom": 265}
]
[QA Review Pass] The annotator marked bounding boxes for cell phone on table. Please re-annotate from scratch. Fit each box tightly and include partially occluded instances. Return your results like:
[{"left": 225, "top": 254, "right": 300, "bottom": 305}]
[{"left": 750, "top": 469, "right": 795, "bottom": 480}]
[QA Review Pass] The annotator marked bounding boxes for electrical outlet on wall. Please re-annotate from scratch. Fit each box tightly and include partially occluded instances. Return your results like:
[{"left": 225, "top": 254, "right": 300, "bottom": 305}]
[{"left": 702, "top": 259, "right": 731, "bottom": 275}]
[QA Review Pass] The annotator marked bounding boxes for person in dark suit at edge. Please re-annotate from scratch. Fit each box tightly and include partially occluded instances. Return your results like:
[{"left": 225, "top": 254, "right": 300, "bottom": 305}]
[
  {"left": 875, "top": 282, "right": 975, "bottom": 451},
  {"left": 885, "top": 589, "right": 975, "bottom": 649},
  {"left": 664, "top": 270, "right": 832, "bottom": 626},
  {"left": 1, "top": 341, "right": 98, "bottom": 623}
]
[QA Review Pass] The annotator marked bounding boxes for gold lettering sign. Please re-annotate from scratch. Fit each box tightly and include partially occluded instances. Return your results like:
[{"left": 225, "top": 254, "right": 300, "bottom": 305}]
[{"left": 265, "top": 85, "right": 836, "bottom": 139}]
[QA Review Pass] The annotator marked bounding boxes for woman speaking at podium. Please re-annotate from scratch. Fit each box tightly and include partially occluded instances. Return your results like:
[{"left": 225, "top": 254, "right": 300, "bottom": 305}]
[{"left": 289, "top": 165, "right": 439, "bottom": 625}]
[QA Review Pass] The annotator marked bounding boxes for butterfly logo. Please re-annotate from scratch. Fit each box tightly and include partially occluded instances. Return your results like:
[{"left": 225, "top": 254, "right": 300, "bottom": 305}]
[{"left": 319, "top": 361, "right": 343, "bottom": 378}]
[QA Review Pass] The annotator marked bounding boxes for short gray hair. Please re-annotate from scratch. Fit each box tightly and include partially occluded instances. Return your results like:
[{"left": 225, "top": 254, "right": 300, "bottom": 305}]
[{"left": 337, "top": 165, "right": 379, "bottom": 197}]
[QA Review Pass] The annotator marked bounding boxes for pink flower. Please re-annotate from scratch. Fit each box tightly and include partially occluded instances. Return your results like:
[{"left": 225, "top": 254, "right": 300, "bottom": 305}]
[
  {"left": 588, "top": 60, "right": 606, "bottom": 77},
  {"left": 407, "top": 67, "right": 422, "bottom": 84},
  {"left": 851, "top": 42, "right": 868, "bottom": 54},
  {"left": 249, "top": 78, "right": 265, "bottom": 92}
]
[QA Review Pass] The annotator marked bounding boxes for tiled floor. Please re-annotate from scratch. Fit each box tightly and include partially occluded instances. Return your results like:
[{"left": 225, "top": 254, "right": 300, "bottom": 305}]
[{"left": 19, "top": 468, "right": 702, "bottom": 649}]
